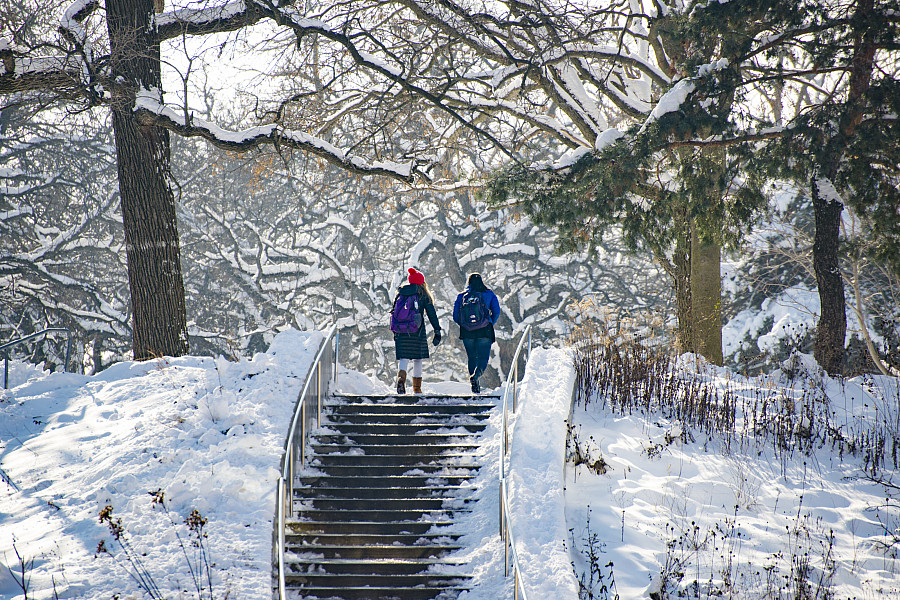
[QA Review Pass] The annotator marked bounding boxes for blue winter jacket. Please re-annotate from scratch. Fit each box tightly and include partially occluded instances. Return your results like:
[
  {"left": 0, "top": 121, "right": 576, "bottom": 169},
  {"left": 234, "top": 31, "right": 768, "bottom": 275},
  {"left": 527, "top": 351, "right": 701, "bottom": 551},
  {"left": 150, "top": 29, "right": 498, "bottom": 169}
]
[{"left": 452, "top": 287, "right": 500, "bottom": 341}]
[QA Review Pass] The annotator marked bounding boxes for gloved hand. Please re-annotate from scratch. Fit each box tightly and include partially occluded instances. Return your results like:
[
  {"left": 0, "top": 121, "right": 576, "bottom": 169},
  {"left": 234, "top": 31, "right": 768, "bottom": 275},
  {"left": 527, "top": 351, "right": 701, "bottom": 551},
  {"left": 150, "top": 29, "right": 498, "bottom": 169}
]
[{"left": 432, "top": 331, "right": 442, "bottom": 346}]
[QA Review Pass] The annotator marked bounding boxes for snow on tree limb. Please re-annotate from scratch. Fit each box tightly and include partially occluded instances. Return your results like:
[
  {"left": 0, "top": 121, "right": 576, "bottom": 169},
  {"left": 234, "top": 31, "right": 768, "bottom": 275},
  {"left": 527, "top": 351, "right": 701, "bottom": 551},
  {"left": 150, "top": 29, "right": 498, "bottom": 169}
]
[
  {"left": 133, "top": 88, "right": 425, "bottom": 183},
  {"left": 0, "top": 49, "right": 87, "bottom": 97},
  {"left": 154, "top": 0, "right": 272, "bottom": 40}
]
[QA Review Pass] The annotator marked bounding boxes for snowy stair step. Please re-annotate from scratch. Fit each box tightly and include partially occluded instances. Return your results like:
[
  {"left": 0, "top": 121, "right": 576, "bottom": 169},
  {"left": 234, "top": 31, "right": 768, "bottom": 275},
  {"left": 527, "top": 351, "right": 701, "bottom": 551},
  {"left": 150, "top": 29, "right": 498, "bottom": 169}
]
[
  {"left": 283, "top": 394, "right": 491, "bottom": 600},
  {"left": 294, "top": 485, "right": 474, "bottom": 499},
  {"left": 312, "top": 433, "right": 477, "bottom": 445},
  {"left": 287, "top": 585, "right": 470, "bottom": 600},
  {"left": 333, "top": 393, "right": 498, "bottom": 402},
  {"left": 320, "top": 423, "right": 487, "bottom": 434},
  {"left": 284, "top": 558, "right": 465, "bottom": 575},
  {"left": 294, "top": 508, "right": 471, "bottom": 522},
  {"left": 305, "top": 464, "right": 479, "bottom": 477},
  {"left": 309, "top": 453, "right": 479, "bottom": 466},
  {"left": 310, "top": 443, "right": 480, "bottom": 456},
  {"left": 325, "top": 412, "right": 490, "bottom": 425},
  {"left": 327, "top": 403, "right": 494, "bottom": 415},
  {"left": 284, "top": 543, "right": 463, "bottom": 559},
  {"left": 287, "top": 520, "right": 457, "bottom": 535},
  {"left": 284, "top": 572, "right": 469, "bottom": 587},
  {"left": 295, "top": 497, "right": 471, "bottom": 511},
  {"left": 297, "top": 474, "right": 476, "bottom": 488},
  {"left": 285, "top": 533, "right": 462, "bottom": 546}
]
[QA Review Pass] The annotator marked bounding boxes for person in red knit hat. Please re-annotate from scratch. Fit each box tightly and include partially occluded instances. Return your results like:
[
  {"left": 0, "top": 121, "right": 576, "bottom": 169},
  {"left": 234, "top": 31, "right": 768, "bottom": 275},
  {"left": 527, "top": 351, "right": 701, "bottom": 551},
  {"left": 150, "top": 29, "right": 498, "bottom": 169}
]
[{"left": 389, "top": 267, "right": 442, "bottom": 394}]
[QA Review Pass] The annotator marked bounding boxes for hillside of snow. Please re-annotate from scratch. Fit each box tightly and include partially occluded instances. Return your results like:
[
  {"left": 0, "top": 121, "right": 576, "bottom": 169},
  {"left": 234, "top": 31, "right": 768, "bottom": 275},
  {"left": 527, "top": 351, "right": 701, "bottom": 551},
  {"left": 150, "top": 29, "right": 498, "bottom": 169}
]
[
  {"left": 1, "top": 330, "right": 322, "bottom": 599},
  {"left": 565, "top": 350, "right": 900, "bottom": 599},
  {"left": 2, "top": 329, "right": 899, "bottom": 600}
]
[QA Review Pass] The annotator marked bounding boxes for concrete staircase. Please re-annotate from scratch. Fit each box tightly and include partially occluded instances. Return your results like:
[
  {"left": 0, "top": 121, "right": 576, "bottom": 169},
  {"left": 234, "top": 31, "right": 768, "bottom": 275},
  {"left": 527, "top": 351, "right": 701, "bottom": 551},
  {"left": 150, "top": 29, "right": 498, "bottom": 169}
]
[{"left": 283, "top": 393, "right": 494, "bottom": 600}]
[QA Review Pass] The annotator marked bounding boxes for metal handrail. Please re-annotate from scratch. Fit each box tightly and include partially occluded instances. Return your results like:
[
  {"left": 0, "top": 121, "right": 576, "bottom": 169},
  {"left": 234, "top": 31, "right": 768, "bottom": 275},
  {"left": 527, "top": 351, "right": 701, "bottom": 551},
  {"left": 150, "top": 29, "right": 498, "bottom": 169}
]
[
  {"left": 2, "top": 328, "right": 72, "bottom": 389},
  {"left": 273, "top": 325, "right": 339, "bottom": 599},
  {"left": 499, "top": 324, "right": 532, "bottom": 600}
]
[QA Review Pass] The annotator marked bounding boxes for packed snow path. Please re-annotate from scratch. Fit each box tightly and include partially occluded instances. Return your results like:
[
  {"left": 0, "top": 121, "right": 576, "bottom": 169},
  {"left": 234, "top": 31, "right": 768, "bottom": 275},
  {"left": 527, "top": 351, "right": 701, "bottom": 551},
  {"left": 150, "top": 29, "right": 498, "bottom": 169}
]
[{"left": 282, "top": 393, "right": 496, "bottom": 600}]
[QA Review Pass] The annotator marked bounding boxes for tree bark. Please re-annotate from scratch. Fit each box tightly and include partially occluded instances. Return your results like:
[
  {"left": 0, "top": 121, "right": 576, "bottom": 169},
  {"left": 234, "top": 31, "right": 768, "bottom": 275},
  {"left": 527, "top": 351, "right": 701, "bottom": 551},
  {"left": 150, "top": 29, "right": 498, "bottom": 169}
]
[
  {"left": 807, "top": 0, "right": 875, "bottom": 375},
  {"left": 812, "top": 178, "right": 846, "bottom": 374},
  {"left": 690, "top": 226, "right": 723, "bottom": 366},
  {"left": 107, "top": 0, "right": 188, "bottom": 360}
]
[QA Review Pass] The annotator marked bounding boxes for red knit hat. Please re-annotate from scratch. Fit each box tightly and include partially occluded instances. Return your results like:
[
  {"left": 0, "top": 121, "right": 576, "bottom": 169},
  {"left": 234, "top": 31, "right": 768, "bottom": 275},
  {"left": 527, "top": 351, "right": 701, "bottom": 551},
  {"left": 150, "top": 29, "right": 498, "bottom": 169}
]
[{"left": 407, "top": 267, "right": 425, "bottom": 285}]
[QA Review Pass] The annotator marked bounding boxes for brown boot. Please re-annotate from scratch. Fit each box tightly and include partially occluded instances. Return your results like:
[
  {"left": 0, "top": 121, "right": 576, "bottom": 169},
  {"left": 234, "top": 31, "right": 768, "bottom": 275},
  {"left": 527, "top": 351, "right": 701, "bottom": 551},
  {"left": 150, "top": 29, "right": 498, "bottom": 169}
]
[
  {"left": 397, "top": 370, "right": 407, "bottom": 394},
  {"left": 412, "top": 377, "right": 423, "bottom": 394}
]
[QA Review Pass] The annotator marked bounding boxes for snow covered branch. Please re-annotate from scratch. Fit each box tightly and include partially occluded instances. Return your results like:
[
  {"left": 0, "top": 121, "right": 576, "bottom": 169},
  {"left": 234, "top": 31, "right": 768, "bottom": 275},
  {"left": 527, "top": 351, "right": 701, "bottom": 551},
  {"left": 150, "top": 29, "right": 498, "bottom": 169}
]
[
  {"left": 0, "top": 48, "right": 88, "bottom": 98},
  {"left": 154, "top": 0, "right": 271, "bottom": 41},
  {"left": 133, "top": 90, "right": 426, "bottom": 183}
]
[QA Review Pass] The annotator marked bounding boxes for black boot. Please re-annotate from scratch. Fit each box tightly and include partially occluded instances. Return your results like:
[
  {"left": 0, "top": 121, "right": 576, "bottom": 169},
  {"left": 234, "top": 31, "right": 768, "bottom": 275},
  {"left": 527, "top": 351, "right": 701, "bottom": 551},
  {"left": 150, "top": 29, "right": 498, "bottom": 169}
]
[{"left": 470, "top": 376, "right": 480, "bottom": 394}]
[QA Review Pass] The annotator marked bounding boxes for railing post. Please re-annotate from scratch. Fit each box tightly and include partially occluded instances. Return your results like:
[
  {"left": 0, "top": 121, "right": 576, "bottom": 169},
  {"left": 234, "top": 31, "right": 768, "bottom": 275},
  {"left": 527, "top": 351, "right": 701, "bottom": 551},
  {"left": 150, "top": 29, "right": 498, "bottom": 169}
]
[
  {"left": 316, "top": 362, "right": 322, "bottom": 427},
  {"left": 513, "top": 358, "right": 519, "bottom": 412},
  {"left": 64, "top": 330, "right": 72, "bottom": 373},
  {"left": 300, "top": 398, "right": 306, "bottom": 468},
  {"left": 276, "top": 478, "right": 286, "bottom": 598},
  {"left": 503, "top": 403, "right": 508, "bottom": 457},
  {"left": 288, "top": 444, "right": 295, "bottom": 510},
  {"left": 3, "top": 355, "right": 8, "bottom": 390},
  {"left": 333, "top": 331, "right": 339, "bottom": 386},
  {"left": 499, "top": 480, "right": 505, "bottom": 537},
  {"left": 504, "top": 521, "right": 510, "bottom": 577}
]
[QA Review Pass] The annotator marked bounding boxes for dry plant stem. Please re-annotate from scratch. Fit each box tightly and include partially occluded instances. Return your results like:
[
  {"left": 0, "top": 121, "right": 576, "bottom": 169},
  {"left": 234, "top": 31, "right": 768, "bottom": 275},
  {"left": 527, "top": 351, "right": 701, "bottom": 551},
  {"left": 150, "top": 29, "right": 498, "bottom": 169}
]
[
  {"left": 8, "top": 540, "right": 34, "bottom": 600},
  {"left": 98, "top": 501, "right": 221, "bottom": 600},
  {"left": 153, "top": 492, "right": 206, "bottom": 598},
  {"left": 572, "top": 508, "right": 619, "bottom": 600}
]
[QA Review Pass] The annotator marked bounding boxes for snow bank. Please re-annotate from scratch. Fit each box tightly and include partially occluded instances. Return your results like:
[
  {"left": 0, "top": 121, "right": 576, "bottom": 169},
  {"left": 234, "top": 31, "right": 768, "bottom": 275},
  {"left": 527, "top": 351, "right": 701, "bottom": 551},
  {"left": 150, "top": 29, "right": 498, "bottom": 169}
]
[
  {"left": 0, "top": 329, "right": 321, "bottom": 599},
  {"left": 507, "top": 347, "right": 580, "bottom": 598}
]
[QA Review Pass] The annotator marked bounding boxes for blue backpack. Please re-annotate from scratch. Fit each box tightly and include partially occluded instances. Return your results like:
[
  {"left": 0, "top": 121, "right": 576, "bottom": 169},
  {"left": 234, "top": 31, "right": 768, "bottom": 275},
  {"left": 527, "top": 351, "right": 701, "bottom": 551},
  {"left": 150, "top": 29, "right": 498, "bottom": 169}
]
[
  {"left": 459, "top": 291, "right": 490, "bottom": 331},
  {"left": 391, "top": 294, "right": 422, "bottom": 334}
]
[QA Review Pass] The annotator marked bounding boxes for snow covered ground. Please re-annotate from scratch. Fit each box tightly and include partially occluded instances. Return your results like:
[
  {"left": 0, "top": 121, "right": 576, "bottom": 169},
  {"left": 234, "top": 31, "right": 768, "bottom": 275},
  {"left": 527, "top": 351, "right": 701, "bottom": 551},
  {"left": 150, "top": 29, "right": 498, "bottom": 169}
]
[
  {"left": 1, "top": 330, "right": 323, "bottom": 599},
  {"left": 0, "top": 329, "right": 523, "bottom": 600},
  {"left": 565, "top": 352, "right": 900, "bottom": 600},
  {"left": 2, "top": 328, "right": 898, "bottom": 600}
]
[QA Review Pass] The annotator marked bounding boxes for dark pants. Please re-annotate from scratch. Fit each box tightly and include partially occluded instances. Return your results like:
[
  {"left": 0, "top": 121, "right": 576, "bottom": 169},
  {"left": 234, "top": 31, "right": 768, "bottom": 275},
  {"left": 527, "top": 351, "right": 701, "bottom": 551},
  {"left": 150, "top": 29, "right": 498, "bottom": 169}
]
[{"left": 462, "top": 337, "right": 492, "bottom": 380}]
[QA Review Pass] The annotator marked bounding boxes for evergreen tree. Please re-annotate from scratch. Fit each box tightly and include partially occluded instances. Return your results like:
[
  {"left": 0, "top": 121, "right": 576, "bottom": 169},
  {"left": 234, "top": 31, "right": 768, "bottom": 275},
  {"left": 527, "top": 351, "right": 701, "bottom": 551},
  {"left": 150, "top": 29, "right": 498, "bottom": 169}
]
[{"left": 487, "top": 0, "right": 900, "bottom": 374}]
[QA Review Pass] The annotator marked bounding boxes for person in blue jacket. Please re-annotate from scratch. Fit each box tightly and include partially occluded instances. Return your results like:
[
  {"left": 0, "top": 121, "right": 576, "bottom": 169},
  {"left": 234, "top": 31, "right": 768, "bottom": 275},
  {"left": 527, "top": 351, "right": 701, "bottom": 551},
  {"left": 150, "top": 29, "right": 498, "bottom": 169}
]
[{"left": 452, "top": 273, "right": 501, "bottom": 393}]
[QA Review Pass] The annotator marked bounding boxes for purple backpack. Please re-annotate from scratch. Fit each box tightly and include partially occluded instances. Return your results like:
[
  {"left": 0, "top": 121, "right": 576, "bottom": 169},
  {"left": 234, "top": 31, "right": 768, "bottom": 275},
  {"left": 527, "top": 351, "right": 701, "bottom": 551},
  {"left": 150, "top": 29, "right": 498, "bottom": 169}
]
[{"left": 391, "top": 294, "right": 423, "bottom": 334}]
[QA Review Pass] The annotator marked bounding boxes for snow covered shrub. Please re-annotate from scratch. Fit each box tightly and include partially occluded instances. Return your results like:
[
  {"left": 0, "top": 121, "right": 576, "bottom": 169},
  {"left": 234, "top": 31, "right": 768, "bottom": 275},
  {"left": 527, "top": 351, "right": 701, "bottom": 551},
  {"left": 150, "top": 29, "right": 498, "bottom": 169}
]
[
  {"left": 650, "top": 508, "right": 836, "bottom": 600},
  {"left": 860, "top": 471, "right": 900, "bottom": 560},
  {"left": 575, "top": 317, "right": 900, "bottom": 477},
  {"left": 650, "top": 501, "right": 835, "bottom": 600},
  {"left": 570, "top": 317, "right": 737, "bottom": 439},
  {"left": 566, "top": 422, "right": 610, "bottom": 479}
]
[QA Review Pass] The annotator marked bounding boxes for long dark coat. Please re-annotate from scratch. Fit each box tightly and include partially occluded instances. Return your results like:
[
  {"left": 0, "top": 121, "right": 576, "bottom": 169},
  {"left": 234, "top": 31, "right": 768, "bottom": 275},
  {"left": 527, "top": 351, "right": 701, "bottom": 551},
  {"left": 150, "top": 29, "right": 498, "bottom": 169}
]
[{"left": 392, "top": 284, "right": 441, "bottom": 360}]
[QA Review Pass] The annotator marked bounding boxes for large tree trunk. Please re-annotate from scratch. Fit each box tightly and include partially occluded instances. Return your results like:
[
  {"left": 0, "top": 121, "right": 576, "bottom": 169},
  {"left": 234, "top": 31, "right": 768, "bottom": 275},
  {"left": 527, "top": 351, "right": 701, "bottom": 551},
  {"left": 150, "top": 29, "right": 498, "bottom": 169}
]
[
  {"left": 807, "top": 0, "right": 875, "bottom": 375},
  {"left": 107, "top": 0, "right": 188, "bottom": 359},
  {"left": 690, "top": 226, "right": 723, "bottom": 366},
  {"left": 812, "top": 177, "right": 846, "bottom": 374}
]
